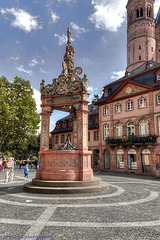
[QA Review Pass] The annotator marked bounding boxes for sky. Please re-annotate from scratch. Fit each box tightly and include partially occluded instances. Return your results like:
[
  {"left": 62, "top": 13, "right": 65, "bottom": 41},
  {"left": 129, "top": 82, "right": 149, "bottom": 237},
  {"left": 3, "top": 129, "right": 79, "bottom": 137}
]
[{"left": 0, "top": 0, "right": 160, "bottom": 132}]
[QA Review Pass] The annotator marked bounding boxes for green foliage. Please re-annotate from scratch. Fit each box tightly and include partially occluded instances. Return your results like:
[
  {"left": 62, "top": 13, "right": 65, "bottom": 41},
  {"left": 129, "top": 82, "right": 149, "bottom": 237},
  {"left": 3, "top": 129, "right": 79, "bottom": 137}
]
[
  {"left": 91, "top": 94, "right": 100, "bottom": 104},
  {"left": 0, "top": 76, "right": 40, "bottom": 156}
]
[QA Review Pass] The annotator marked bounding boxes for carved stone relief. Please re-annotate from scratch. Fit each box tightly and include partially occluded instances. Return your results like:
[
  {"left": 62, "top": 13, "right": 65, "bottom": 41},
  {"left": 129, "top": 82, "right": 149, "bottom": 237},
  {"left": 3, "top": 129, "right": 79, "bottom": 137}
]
[{"left": 42, "top": 117, "right": 48, "bottom": 147}]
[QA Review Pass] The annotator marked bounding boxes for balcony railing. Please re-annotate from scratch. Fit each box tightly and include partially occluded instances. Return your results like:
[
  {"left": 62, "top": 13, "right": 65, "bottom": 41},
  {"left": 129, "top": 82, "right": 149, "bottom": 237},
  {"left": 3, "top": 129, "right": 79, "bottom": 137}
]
[{"left": 106, "top": 135, "right": 158, "bottom": 146}]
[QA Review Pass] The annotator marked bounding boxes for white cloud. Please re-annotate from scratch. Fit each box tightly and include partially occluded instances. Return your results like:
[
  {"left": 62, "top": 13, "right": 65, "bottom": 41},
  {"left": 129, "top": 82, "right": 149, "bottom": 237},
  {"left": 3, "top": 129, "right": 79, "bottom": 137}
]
[
  {"left": 33, "top": 88, "right": 41, "bottom": 111},
  {"left": 70, "top": 22, "right": 89, "bottom": 35},
  {"left": 16, "top": 65, "right": 33, "bottom": 76},
  {"left": 111, "top": 70, "right": 125, "bottom": 79},
  {"left": 40, "top": 68, "right": 47, "bottom": 74},
  {"left": 0, "top": 8, "right": 42, "bottom": 32},
  {"left": 29, "top": 59, "right": 39, "bottom": 67},
  {"left": 10, "top": 55, "right": 19, "bottom": 61},
  {"left": 89, "top": 0, "right": 127, "bottom": 32},
  {"left": 51, "top": 11, "right": 59, "bottom": 23},
  {"left": 54, "top": 33, "right": 75, "bottom": 46}
]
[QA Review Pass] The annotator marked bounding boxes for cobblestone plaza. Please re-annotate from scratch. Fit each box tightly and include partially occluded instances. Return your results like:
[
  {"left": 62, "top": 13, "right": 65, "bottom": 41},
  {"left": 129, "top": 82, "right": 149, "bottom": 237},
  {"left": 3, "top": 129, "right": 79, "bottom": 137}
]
[{"left": 0, "top": 168, "right": 160, "bottom": 239}]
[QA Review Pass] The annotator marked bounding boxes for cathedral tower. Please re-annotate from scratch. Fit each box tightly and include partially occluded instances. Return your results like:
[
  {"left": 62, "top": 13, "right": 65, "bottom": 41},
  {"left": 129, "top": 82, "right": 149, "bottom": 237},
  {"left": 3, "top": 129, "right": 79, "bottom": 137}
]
[{"left": 126, "top": 0, "right": 156, "bottom": 72}]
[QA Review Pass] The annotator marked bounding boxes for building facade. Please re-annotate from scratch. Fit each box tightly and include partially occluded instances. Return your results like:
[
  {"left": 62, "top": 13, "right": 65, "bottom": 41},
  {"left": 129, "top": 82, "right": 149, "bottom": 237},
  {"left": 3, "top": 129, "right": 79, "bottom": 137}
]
[
  {"left": 96, "top": 61, "right": 160, "bottom": 175},
  {"left": 51, "top": 0, "right": 160, "bottom": 175}
]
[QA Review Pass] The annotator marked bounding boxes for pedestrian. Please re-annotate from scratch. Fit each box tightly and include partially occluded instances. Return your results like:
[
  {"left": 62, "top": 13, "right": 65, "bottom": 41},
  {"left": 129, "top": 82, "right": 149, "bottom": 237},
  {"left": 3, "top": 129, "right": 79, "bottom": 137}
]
[
  {"left": 3, "top": 158, "right": 12, "bottom": 183},
  {"left": 9, "top": 157, "right": 15, "bottom": 181},
  {"left": 0, "top": 158, "right": 3, "bottom": 172},
  {"left": 19, "top": 160, "right": 22, "bottom": 169},
  {"left": 24, "top": 164, "right": 29, "bottom": 179}
]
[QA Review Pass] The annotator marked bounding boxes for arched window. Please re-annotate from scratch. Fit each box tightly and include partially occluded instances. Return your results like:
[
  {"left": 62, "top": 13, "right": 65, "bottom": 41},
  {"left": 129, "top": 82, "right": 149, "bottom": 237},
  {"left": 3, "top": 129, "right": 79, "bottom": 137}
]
[
  {"left": 104, "top": 124, "right": 109, "bottom": 140},
  {"left": 140, "top": 8, "right": 143, "bottom": 17},
  {"left": 116, "top": 123, "right": 123, "bottom": 139},
  {"left": 103, "top": 107, "right": 109, "bottom": 116},
  {"left": 61, "top": 135, "right": 65, "bottom": 143},
  {"left": 139, "top": 45, "right": 141, "bottom": 50},
  {"left": 139, "top": 119, "right": 149, "bottom": 136},
  {"left": 137, "top": 9, "right": 139, "bottom": 18},
  {"left": 127, "top": 121, "right": 135, "bottom": 137},
  {"left": 139, "top": 98, "right": 146, "bottom": 108},
  {"left": 139, "top": 55, "right": 141, "bottom": 60},
  {"left": 147, "top": 6, "right": 151, "bottom": 17}
]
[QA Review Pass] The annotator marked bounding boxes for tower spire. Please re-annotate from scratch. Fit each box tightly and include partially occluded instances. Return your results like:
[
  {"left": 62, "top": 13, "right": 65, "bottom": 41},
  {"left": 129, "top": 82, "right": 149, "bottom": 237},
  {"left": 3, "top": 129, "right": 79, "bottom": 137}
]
[{"left": 67, "top": 26, "right": 71, "bottom": 45}]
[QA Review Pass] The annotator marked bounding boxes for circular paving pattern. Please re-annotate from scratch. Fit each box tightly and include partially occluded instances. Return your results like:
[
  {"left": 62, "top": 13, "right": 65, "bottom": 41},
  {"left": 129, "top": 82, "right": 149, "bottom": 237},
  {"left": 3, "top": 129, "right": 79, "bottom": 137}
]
[{"left": 1, "top": 170, "right": 160, "bottom": 240}]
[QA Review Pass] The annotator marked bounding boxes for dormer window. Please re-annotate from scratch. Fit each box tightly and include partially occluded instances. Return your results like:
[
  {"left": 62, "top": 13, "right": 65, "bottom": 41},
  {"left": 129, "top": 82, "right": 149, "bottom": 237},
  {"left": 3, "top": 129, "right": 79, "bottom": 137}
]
[
  {"left": 155, "top": 70, "right": 160, "bottom": 82},
  {"left": 104, "top": 90, "right": 108, "bottom": 97},
  {"left": 157, "top": 73, "right": 160, "bottom": 81}
]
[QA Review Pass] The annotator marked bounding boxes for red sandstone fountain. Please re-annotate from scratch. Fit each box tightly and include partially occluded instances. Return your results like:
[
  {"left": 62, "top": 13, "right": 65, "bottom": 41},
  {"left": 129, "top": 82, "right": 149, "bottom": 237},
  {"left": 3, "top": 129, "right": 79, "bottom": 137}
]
[{"left": 24, "top": 27, "right": 108, "bottom": 194}]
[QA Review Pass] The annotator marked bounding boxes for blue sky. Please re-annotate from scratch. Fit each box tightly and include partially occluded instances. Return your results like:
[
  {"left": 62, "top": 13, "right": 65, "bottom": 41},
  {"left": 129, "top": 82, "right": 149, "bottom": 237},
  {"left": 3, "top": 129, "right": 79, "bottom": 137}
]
[{"left": 0, "top": 0, "right": 160, "bottom": 131}]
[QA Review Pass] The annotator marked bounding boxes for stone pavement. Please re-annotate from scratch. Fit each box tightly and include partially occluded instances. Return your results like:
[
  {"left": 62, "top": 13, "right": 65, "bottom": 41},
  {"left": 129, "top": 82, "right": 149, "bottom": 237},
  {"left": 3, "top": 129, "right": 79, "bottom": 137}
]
[{"left": 0, "top": 168, "right": 160, "bottom": 240}]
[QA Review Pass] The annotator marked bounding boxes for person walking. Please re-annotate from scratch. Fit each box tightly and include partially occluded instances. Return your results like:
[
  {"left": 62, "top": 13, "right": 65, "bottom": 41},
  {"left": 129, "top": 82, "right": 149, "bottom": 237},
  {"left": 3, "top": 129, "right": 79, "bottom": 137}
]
[
  {"left": 9, "top": 157, "right": 15, "bottom": 182},
  {"left": 24, "top": 164, "right": 29, "bottom": 179},
  {"left": 0, "top": 158, "right": 3, "bottom": 172},
  {"left": 3, "top": 158, "right": 12, "bottom": 183}
]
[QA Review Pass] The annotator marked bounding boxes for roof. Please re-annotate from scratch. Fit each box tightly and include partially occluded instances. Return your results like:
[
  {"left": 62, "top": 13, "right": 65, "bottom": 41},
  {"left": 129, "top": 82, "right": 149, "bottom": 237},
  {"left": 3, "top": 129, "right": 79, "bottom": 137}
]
[
  {"left": 95, "top": 61, "right": 160, "bottom": 105},
  {"left": 50, "top": 104, "right": 99, "bottom": 134}
]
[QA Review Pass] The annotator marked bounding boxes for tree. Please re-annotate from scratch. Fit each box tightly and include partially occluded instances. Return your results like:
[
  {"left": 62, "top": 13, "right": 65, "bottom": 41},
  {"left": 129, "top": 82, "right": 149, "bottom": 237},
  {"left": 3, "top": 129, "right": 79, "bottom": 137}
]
[
  {"left": 0, "top": 76, "right": 40, "bottom": 155},
  {"left": 91, "top": 94, "right": 100, "bottom": 104}
]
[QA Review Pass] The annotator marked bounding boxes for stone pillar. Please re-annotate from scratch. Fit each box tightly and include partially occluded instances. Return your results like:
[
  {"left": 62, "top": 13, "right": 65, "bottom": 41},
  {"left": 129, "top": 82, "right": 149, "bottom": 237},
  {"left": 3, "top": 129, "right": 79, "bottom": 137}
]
[
  {"left": 72, "top": 117, "right": 78, "bottom": 147},
  {"left": 40, "top": 112, "right": 51, "bottom": 151},
  {"left": 77, "top": 104, "right": 88, "bottom": 150}
]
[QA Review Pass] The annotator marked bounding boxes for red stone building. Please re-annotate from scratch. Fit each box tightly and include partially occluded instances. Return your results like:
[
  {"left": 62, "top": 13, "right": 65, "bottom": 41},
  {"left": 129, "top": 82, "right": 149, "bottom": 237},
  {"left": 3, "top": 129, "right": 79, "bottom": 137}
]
[{"left": 51, "top": 0, "right": 160, "bottom": 175}]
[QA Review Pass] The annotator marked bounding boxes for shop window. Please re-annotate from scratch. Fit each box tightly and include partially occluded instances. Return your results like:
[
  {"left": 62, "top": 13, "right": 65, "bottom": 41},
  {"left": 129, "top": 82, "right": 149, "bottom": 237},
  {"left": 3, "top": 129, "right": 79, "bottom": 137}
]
[
  {"left": 141, "top": 149, "right": 151, "bottom": 173},
  {"left": 55, "top": 135, "right": 59, "bottom": 144},
  {"left": 126, "top": 101, "right": 133, "bottom": 111},
  {"left": 128, "top": 149, "right": 137, "bottom": 170},
  {"left": 116, "top": 104, "right": 121, "bottom": 113},
  {"left": 103, "top": 107, "right": 109, "bottom": 116},
  {"left": 61, "top": 135, "right": 65, "bottom": 143},
  {"left": 139, "top": 119, "right": 149, "bottom": 136},
  {"left": 127, "top": 121, "right": 135, "bottom": 137},
  {"left": 104, "top": 124, "right": 109, "bottom": 140},
  {"left": 158, "top": 117, "right": 160, "bottom": 136},
  {"left": 104, "top": 149, "right": 110, "bottom": 169},
  {"left": 116, "top": 149, "right": 125, "bottom": 169},
  {"left": 157, "top": 94, "right": 160, "bottom": 104},
  {"left": 139, "top": 98, "right": 146, "bottom": 108},
  {"left": 94, "top": 131, "right": 99, "bottom": 141},
  {"left": 116, "top": 123, "right": 123, "bottom": 139}
]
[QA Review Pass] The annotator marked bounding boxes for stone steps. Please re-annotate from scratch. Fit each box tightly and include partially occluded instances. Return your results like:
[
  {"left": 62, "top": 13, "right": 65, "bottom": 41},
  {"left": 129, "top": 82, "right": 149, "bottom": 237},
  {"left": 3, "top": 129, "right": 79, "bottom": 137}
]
[{"left": 24, "top": 177, "right": 109, "bottom": 194}]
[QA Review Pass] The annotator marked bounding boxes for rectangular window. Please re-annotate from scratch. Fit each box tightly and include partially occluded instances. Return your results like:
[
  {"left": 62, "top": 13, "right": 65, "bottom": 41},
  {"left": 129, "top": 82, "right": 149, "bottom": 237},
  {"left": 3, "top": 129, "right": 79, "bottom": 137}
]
[
  {"left": 157, "top": 94, "right": 160, "bottom": 104},
  {"left": 139, "top": 98, "right": 146, "bottom": 108},
  {"left": 103, "top": 107, "right": 109, "bottom": 116},
  {"left": 126, "top": 101, "right": 133, "bottom": 111},
  {"left": 94, "top": 131, "right": 99, "bottom": 141},
  {"left": 116, "top": 104, "right": 121, "bottom": 113},
  {"left": 88, "top": 132, "right": 90, "bottom": 141},
  {"left": 61, "top": 135, "right": 65, "bottom": 143},
  {"left": 55, "top": 136, "right": 59, "bottom": 144},
  {"left": 104, "top": 125, "right": 109, "bottom": 139},
  {"left": 158, "top": 117, "right": 160, "bottom": 136}
]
